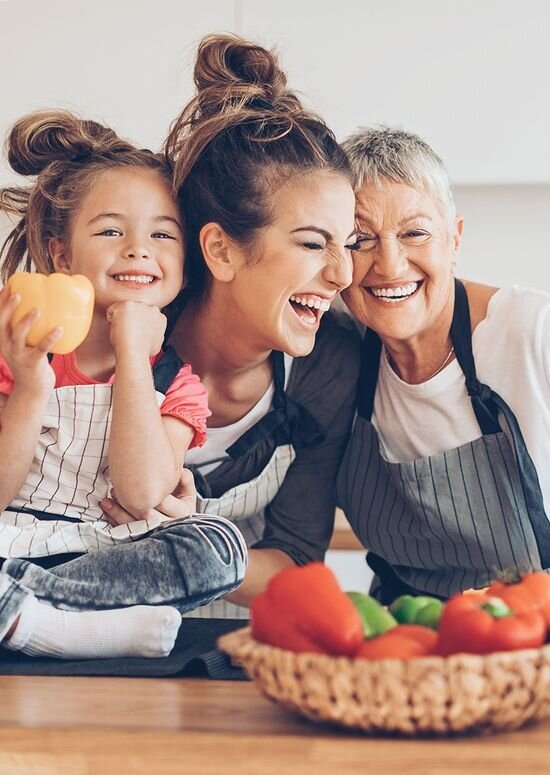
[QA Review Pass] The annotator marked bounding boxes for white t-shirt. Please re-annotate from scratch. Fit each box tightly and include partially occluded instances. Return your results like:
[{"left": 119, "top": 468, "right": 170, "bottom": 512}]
[
  {"left": 373, "top": 285, "right": 550, "bottom": 516},
  {"left": 186, "top": 353, "right": 294, "bottom": 475}
]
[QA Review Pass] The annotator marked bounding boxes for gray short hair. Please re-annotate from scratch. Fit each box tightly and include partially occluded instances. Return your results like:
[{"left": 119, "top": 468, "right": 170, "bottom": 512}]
[{"left": 342, "top": 126, "right": 456, "bottom": 221}]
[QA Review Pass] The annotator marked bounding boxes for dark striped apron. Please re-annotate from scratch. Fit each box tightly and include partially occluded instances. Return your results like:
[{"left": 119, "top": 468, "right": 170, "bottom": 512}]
[
  {"left": 184, "top": 350, "right": 326, "bottom": 619},
  {"left": 336, "top": 279, "right": 550, "bottom": 603}
]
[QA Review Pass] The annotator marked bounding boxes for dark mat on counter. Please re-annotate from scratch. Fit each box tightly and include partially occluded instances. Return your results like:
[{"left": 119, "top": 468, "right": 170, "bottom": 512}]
[{"left": 0, "top": 618, "right": 248, "bottom": 680}]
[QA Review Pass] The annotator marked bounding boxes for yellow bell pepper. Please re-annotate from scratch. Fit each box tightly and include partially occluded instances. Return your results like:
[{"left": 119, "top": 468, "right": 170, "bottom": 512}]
[{"left": 7, "top": 272, "right": 94, "bottom": 354}]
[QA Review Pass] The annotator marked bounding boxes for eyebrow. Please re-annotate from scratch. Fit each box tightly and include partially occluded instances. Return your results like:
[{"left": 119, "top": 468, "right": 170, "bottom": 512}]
[
  {"left": 291, "top": 226, "right": 357, "bottom": 240},
  {"left": 87, "top": 213, "right": 182, "bottom": 231}
]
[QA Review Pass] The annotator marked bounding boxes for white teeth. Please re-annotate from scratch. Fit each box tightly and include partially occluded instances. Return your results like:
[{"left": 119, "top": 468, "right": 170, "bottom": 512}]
[
  {"left": 371, "top": 281, "right": 419, "bottom": 300},
  {"left": 113, "top": 274, "right": 155, "bottom": 284},
  {"left": 290, "top": 295, "right": 330, "bottom": 312}
]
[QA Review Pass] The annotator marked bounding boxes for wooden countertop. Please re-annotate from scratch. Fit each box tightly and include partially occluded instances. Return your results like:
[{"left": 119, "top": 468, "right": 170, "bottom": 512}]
[{"left": 0, "top": 675, "right": 547, "bottom": 774}]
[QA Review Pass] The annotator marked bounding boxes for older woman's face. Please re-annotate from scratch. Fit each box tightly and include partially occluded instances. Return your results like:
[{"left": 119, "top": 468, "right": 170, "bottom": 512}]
[{"left": 342, "top": 180, "right": 463, "bottom": 344}]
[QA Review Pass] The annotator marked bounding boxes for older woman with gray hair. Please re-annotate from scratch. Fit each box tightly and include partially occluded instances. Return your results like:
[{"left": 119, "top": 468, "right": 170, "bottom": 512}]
[{"left": 337, "top": 127, "right": 550, "bottom": 603}]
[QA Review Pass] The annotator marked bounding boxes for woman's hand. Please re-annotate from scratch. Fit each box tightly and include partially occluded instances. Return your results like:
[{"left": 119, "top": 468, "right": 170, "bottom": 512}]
[
  {"left": 107, "top": 301, "right": 167, "bottom": 358},
  {"left": 100, "top": 468, "right": 198, "bottom": 526},
  {"left": 0, "top": 286, "right": 61, "bottom": 394}
]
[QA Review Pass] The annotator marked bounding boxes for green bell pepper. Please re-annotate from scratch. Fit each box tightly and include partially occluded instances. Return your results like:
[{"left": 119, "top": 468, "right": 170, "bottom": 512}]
[
  {"left": 346, "top": 592, "right": 398, "bottom": 639},
  {"left": 389, "top": 594, "right": 444, "bottom": 630}
]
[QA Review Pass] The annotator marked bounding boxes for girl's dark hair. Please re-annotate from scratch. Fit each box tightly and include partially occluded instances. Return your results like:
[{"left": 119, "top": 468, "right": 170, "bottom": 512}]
[
  {"left": 164, "top": 33, "right": 351, "bottom": 297},
  {"left": 0, "top": 110, "right": 171, "bottom": 282}
]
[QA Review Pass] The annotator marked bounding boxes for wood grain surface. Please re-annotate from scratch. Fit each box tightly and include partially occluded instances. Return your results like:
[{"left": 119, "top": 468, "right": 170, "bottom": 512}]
[{"left": 0, "top": 675, "right": 547, "bottom": 774}]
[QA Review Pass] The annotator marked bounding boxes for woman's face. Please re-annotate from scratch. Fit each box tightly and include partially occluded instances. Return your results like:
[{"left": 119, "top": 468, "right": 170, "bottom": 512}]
[
  {"left": 227, "top": 172, "right": 357, "bottom": 357},
  {"left": 342, "top": 179, "right": 463, "bottom": 345}
]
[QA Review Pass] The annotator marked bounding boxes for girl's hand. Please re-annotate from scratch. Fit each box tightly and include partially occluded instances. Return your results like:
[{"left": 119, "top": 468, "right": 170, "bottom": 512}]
[
  {"left": 100, "top": 468, "right": 198, "bottom": 526},
  {"left": 0, "top": 286, "right": 62, "bottom": 393},
  {"left": 106, "top": 301, "right": 167, "bottom": 358}
]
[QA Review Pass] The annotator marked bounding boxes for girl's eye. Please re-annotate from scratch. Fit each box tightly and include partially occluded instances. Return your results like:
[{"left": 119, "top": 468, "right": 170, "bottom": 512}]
[
  {"left": 152, "top": 232, "right": 177, "bottom": 240},
  {"left": 97, "top": 228, "right": 122, "bottom": 237}
]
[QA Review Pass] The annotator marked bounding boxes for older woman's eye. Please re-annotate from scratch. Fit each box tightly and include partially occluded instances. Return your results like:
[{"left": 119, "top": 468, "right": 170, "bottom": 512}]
[
  {"left": 402, "top": 230, "right": 430, "bottom": 243},
  {"left": 351, "top": 234, "right": 377, "bottom": 251}
]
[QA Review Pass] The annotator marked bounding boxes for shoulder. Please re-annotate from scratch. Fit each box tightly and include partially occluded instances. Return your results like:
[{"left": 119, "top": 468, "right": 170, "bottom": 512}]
[
  {"left": 287, "top": 309, "right": 361, "bottom": 414},
  {"left": 290, "top": 309, "right": 361, "bottom": 379},
  {"left": 473, "top": 284, "right": 550, "bottom": 379},
  {"left": 476, "top": 284, "right": 550, "bottom": 332}
]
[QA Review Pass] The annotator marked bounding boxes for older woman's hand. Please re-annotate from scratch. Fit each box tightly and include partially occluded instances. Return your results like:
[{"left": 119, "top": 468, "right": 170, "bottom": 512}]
[{"left": 100, "top": 468, "right": 198, "bottom": 526}]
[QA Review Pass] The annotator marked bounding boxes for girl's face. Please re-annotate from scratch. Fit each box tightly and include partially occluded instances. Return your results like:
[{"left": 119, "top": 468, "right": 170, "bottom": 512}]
[
  {"left": 225, "top": 172, "right": 356, "bottom": 357},
  {"left": 51, "top": 167, "right": 184, "bottom": 313}
]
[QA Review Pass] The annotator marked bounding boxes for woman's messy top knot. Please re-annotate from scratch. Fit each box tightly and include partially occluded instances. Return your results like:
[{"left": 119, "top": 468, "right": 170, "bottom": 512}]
[
  {"left": 6, "top": 110, "right": 122, "bottom": 176},
  {"left": 193, "top": 33, "right": 292, "bottom": 117}
]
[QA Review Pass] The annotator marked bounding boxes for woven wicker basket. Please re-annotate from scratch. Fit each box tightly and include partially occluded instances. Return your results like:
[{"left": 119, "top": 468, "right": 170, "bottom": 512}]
[{"left": 218, "top": 627, "right": 550, "bottom": 735}]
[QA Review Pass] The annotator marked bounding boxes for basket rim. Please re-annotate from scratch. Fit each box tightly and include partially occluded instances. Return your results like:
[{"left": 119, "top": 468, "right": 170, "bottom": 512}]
[{"left": 218, "top": 625, "right": 550, "bottom": 667}]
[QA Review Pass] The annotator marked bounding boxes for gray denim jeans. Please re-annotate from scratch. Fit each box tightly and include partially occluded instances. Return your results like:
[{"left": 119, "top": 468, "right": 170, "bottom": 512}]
[{"left": 0, "top": 514, "right": 247, "bottom": 640}]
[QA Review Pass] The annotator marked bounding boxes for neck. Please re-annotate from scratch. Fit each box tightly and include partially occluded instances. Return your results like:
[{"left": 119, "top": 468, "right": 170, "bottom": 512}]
[
  {"left": 168, "top": 294, "right": 272, "bottom": 379},
  {"left": 383, "top": 297, "right": 455, "bottom": 385},
  {"left": 74, "top": 312, "right": 116, "bottom": 381}
]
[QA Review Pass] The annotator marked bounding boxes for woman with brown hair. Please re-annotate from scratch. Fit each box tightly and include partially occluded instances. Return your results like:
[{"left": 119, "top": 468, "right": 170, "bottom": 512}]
[{"left": 102, "top": 33, "right": 361, "bottom": 618}]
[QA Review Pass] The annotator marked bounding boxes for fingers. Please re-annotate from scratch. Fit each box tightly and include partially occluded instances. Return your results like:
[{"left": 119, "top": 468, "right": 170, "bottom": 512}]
[
  {"left": 173, "top": 467, "right": 197, "bottom": 499},
  {"left": 35, "top": 325, "right": 64, "bottom": 353},
  {"left": 100, "top": 497, "right": 140, "bottom": 525}
]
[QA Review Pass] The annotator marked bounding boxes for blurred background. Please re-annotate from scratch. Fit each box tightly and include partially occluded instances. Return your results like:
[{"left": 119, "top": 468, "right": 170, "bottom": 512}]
[
  {"left": 1, "top": 0, "right": 549, "bottom": 587},
  {"left": 1, "top": 0, "right": 549, "bottom": 289}
]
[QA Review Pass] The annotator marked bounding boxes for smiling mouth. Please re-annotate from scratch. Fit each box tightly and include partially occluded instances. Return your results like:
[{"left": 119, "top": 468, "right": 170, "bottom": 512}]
[
  {"left": 289, "top": 294, "right": 331, "bottom": 325},
  {"left": 112, "top": 274, "right": 158, "bottom": 285},
  {"left": 367, "top": 280, "right": 422, "bottom": 302}
]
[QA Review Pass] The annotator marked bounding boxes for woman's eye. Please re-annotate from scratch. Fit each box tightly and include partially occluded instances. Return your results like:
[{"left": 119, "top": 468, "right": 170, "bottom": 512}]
[{"left": 302, "top": 242, "right": 325, "bottom": 251}]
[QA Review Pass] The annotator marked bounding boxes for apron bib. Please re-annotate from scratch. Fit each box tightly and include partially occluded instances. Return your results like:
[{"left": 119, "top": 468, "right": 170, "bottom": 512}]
[
  {"left": 184, "top": 350, "right": 324, "bottom": 620},
  {"left": 0, "top": 348, "right": 184, "bottom": 558},
  {"left": 337, "top": 279, "right": 550, "bottom": 602}
]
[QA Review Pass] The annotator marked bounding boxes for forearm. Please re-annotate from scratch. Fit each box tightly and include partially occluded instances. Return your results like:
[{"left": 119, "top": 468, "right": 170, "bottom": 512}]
[
  {"left": 0, "top": 386, "right": 49, "bottom": 510},
  {"left": 223, "top": 548, "right": 296, "bottom": 608},
  {"left": 109, "top": 352, "right": 181, "bottom": 512}
]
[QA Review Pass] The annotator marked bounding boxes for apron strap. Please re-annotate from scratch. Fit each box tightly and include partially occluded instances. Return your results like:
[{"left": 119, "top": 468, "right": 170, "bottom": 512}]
[
  {"left": 151, "top": 346, "right": 184, "bottom": 394},
  {"left": 226, "top": 351, "right": 326, "bottom": 460},
  {"left": 451, "top": 279, "right": 501, "bottom": 435}
]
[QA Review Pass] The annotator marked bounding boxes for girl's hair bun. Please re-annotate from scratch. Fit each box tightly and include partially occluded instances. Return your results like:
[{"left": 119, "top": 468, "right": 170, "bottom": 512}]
[{"left": 6, "top": 110, "right": 119, "bottom": 176}]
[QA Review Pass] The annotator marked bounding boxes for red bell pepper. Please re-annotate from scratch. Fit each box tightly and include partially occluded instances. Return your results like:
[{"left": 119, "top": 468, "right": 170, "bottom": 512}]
[
  {"left": 251, "top": 562, "right": 364, "bottom": 656},
  {"left": 487, "top": 572, "right": 550, "bottom": 628},
  {"left": 355, "top": 624, "right": 438, "bottom": 660},
  {"left": 436, "top": 594, "right": 546, "bottom": 656}
]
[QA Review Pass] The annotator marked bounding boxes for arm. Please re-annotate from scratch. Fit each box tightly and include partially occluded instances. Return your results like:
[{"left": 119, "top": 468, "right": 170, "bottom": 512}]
[
  {"left": 0, "top": 288, "right": 62, "bottom": 510},
  {"left": 108, "top": 301, "right": 195, "bottom": 513},
  {"left": 251, "top": 314, "right": 361, "bottom": 567},
  {"left": 223, "top": 548, "right": 296, "bottom": 606}
]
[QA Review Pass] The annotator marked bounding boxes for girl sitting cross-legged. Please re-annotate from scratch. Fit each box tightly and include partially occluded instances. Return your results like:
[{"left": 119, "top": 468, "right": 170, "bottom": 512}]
[{"left": 0, "top": 110, "right": 246, "bottom": 659}]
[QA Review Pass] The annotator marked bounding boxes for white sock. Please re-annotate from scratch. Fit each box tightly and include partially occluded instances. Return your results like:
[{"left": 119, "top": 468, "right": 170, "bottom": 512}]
[{"left": 4, "top": 595, "right": 182, "bottom": 659}]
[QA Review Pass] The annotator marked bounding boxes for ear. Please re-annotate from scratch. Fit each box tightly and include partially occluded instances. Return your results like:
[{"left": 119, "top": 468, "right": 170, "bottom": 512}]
[
  {"left": 452, "top": 216, "right": 464, "bottom": 254},
  {"left": 48, "top": 238, "right": 71, "bottom": 274},
  {"left": 199, "top": 223, "right": 241, "bottom": 283}
]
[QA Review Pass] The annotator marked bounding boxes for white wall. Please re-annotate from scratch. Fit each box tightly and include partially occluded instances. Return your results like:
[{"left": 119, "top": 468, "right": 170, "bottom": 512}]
[
  {"left": 1, "top": 0, "right": 549, "bottom": 288},
  {"left": 1, "top": 0, "right": 548, "bottom": 592}
]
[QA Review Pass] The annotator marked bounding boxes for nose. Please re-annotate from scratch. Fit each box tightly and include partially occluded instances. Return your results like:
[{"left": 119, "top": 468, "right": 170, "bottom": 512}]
[
  {"left": 372, "top": 236, "right": 408, "bottom": 278},
  {"left": 122, "top": 236, "right": 150, "bottom": 260},
  {"left": 322, "top": 247, "right": 354, "bottom": 291}
]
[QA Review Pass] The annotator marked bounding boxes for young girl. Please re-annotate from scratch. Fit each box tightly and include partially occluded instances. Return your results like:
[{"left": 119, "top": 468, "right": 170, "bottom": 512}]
[{"left": 0, "top": 111, "right": 246, "bottom": 658}]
